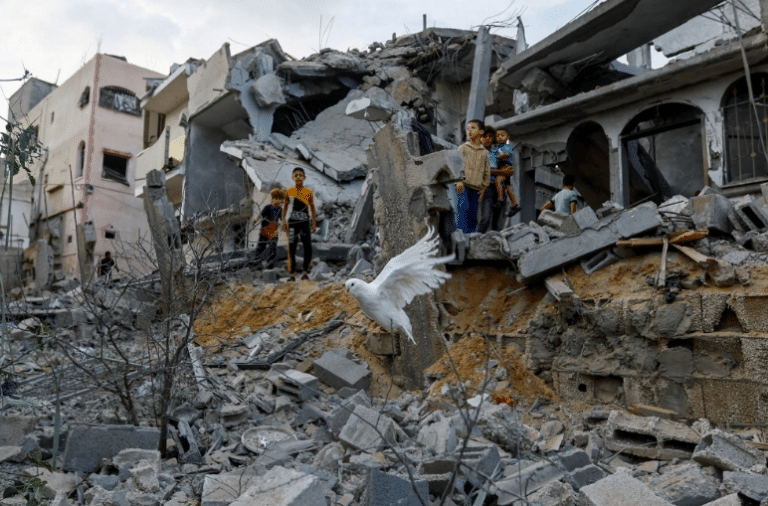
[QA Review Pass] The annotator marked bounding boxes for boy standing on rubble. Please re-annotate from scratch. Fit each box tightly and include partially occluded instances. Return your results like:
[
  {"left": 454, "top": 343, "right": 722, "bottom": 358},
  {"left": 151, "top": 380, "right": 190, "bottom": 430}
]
[
  {"left": 253, "top": 187, "right": 286, "bottom": 269},
  {"left": 456, "top": 119, "right": 491, "bottom": 233},
  {"left": 542, "top": 174, "right": 579, "bottom": 215},
  {"left": 283, "top": 167, "right": 317, "bottom": 281}
]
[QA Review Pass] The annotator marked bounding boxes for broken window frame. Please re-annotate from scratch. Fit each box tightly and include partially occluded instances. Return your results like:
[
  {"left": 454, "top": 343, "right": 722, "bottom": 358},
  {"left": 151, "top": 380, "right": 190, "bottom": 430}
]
[
  {"left": 722, "top": 73, "right": 768, "bottom": 185},
  {"left": 98, "top": 86, "right": 142, "bottom": 116},
  {"left": 101, "top": 150, "right": 131, "bottom": 185},
  {"left": 621, "top": 103, "right": 705, "bottom": 203}
]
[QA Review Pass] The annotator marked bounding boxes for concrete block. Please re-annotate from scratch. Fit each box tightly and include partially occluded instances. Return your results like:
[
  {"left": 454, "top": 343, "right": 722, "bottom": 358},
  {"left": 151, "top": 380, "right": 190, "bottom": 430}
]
[
  {"left": 545, "top": 277, "right": 577, "bottom": 301},
  {"left": 202, "top": 471, "right": 260, "bottom": 506},
  {"left": 733, "top": 199, "right": 768, "bottom": 232},
  {"left": 558, "top": 448, "right": 592, "bottom": 472},
  {"left": 690, "top": 193, "right": 734, "bottom": 234},
  {"left": 458, "top": 445, "right": 501, "bottom": 489},
  {"left": 466, "top": 232, "right": 508, "bottom": 261},
  {"left": 63, "top": 424, "right": 160, "bottom": 473},
  {"left": 493, "top": 461, "right": 565, "bottom": 505},
  {"left": 279, "top": 369, "right": 319, "bottom": 401},
  {"left": 419, "top": 457, "right": 456, "bottom": 495},
  {"left": 345, "top": 172, "right": 375, "bottom": 243},
  {"left": 579, "top": 468, "right": 674, "bottom": 506},
  {"left": 0, "top": 416, "right": 36, "bottom": 445},
  {"left": 338, "top": 405, "right": 398, "bottom": 451},
  {"left": 566, "top": 464, "right": 605, "bottom": 491},
  {"left": 326, "top": 390, "right": 371, "bottom": 436},
  {"left": 416, "top": 413, "right": 457, "bottom": 455},
  {"left": 648, "top": 463, "right": 719, "bottom": 506},
  {"left": 604, "top": 410, "right": 699, "bottom": 461},
  {"left": 722, "top": 471, "right": 768, "bottom": 502},
  {"left": 581, "top": 249, "right": 620, "bottom": 275},
  {"left": 250, "top": 73, "right": 285, "bottom": 107},
  {"left": 729, "top": 294, "right": 768, "bottom": 332},
  {"left": 693, "top": 429, "right": 766, "bottom": 472},
  {"left": 364, "top": 468, "right": 429, "bottom": 506},
  {"left": 313, "top": 351, "right": 372, "bottom": 391},
  {"left": 518, "top": 204, "right": 662, "bottom": 281},
  {"left": 229, "top": 466, "right": 326, "bottom": 506},
  {"left": 560, "top": 206, "right": 599, "bottom": 235}
]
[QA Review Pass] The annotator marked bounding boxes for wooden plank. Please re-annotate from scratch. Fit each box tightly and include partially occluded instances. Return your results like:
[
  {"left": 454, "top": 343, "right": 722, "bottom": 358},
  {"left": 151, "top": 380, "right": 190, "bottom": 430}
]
[
  {"left": 656, "top": 236, "right": 669, "bottom": 288},
  {"left": 671, "top": 243, "right": 717, "bottom": 270},
  {"left": 617, "top": 229, "right": 709, "bottom": 247}
]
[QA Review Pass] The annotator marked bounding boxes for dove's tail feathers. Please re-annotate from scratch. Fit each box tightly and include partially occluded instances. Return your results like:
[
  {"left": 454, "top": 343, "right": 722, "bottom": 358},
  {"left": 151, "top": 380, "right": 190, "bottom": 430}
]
[{"left": 400, "top": 322, "right": 416, "bottom": 345}]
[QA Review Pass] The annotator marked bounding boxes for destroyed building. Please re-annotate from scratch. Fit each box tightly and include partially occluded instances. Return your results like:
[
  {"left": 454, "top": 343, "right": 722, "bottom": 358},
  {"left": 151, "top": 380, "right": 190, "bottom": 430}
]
[{"left": 6, "top": 3, "right": 768, "bottom": 506}]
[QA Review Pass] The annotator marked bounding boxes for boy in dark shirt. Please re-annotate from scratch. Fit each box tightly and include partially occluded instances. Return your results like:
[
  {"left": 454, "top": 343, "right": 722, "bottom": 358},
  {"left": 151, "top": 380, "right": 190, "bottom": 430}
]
[
  {"left": 283, "top": 167, "right": 317, "bottom": 281},
  {"left": 253, "top": 188, "right": 285, "bottom": 269}
]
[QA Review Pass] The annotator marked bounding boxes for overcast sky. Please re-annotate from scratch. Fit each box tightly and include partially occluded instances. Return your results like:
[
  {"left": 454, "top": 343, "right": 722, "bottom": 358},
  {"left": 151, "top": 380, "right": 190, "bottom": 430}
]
[{"left": 0, "top": 0, "right": 608, "bottom": 123}]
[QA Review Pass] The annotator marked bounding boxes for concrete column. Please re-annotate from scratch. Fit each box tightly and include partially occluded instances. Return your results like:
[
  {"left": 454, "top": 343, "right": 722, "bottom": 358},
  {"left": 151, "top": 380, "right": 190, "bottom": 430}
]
[
  {"left": 143, "top": 170, "right": 185, "bottom": 314},
  {"left": 466, "top": 26, "right": 493, "bottom": 123},
  {"left": 368, "top": 123, "right": 463, "bottom": 389},
  {"left": 76, "top": 222, "right": 96, "bottom": 286},
  {"left": 609, "top": 144, "right": 629, "bottom": 207}
]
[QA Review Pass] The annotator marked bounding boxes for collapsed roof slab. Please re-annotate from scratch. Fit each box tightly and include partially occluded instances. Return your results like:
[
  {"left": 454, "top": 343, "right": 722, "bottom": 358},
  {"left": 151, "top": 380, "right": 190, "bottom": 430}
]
[
  {"left": 494, "top": 32, "right": 768, "bottom": 136},
  {"left": 491, "top": 0, "right": 724, "bottom": 90}
]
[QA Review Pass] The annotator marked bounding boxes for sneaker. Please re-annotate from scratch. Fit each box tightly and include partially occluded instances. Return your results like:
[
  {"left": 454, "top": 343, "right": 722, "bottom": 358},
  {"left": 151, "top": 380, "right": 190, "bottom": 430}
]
[{"left": 300, "top": 272, "right": 309, "bottom": 280}]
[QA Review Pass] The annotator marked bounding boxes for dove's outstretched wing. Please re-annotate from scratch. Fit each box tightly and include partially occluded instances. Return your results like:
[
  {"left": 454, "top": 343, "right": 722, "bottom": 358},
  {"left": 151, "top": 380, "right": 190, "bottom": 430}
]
[{"left": 369, "top": 226, "right": 455, "bottom": 309}]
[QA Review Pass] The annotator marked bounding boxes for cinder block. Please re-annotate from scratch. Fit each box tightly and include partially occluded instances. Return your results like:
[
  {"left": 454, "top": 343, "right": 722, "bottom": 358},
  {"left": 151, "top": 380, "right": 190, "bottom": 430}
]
[
  {"left": 733, "top": 200, "right": 768, "bottom": 232},
  {"left": 604, "top": 410, "right": 699, "bottom": 461},
  {"left": 558, "top": 449, "right": 592, "bottom": 471},
  {"left": 580, "top": 249, "right": 619, "bottom": 275},
  {"left": 690, "top": 193, "right": 733, "bottom": 234},
  {"left": 647, "top": 463, "right": 719, "bottom": 506},
  {"left": 278, "top": 369, "right": 319, "bottom": 401},
  {"left": 579, "top": 468, "right": 674, "bottom": 506},
  {"left": 63, "top": 424, "right": 160, "bottom": 473},
  {"left": 460, "top": 444, "right": 501, "bottom": 488},
  {"left": 693, "top": 429, "right": 766, "bottom": 472},
  {"left": 566, "top": 464, "right": 605, "bottom": 491},
  {"left": 365, "top": 468, "right": 429, "bottom": 506},
  {"left": 313, "top": 351, "right": 371, "bottom": 391}
]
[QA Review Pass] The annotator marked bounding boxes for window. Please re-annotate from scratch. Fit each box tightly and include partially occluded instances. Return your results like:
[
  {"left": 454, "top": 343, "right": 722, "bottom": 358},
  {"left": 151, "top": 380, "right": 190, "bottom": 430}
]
[
  {"left": 67, "top": 235, "right": 73, "bottom": 243},
  {"left": 722, "top": 73, "right": 768, "bottom": 184},
  {"left": 98, "top": 86, "right": 141, "bottom": 116},
  {"left": 79, "top": 87, "right": 90, "bottom": 107},
  {"left": 105, "top": 230, "right": 117, "bottom": 239},
  {"left": 50, "top": 111, "right": 54, "bottom": 123},
  {"left": 102, "top": 151, "right": 130, "bottom": 184},
  {"left": 77, "top": 141, "right": 85, "bottom": 178}
]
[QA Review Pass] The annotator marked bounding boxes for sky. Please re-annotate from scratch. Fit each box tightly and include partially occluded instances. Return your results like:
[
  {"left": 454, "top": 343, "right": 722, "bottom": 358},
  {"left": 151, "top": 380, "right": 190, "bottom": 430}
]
[{"left": 0, "top": 0, "right": 609, "bottom": 125}]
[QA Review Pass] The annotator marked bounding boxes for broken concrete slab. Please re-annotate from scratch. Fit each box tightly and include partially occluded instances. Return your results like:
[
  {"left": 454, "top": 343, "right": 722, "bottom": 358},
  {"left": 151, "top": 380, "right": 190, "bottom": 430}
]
[
  {"left": 494, "top": 461, "right": 565, "bottom": 505},
  {"left": 579, "top": 468, "right": 674, "bottom": 506},
  {"left": 560, "top": 206, "right": 599, "bottom": 235},
  {"left": 0, "top": 415, "right": 36, "bottom": 445},
  {"left": 63, "top": 424, "right": 161, "bottom": 473},
  {"left": 365, "top": 468, "right": 429, "bottom": 506},
  {"left": 693, "top": 429, "right": 767, "bottom": 472},
  {"left": 518, "top": 203, "right": 663, "bottom": 281},
  {"left": 313, "top": 351, "right": 372, "bottom": 391},
  {"left": 201, "top": 470, "right": 259, "bottom": 506},
  {"left": 338, "top": 404, "right": 398, "bottom": 451},
  {"left": 647, "top": 463, "right": 720, "bottom": 506},
  {"left": 722, "top": 471, "right": 768, "bottom": 502},
  {"left": 23, "top": 466, "right": 79, "bottom": 500},
  {"left": 416, "top": 412, "right": 457, "bottom": 455},
  {"left": 229, "top": 465, "right": 326, "bottom": 506}
]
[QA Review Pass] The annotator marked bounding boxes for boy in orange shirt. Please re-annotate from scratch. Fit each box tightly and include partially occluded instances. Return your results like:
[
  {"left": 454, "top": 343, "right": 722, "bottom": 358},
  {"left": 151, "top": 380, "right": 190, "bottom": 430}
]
[{"left": 283, "top": 167, "right": 317, "bottom": 281}]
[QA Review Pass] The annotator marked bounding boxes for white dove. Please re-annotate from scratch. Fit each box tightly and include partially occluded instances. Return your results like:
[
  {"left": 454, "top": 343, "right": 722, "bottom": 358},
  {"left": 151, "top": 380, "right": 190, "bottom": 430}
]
[{"left": 345, "top": 226, "right": 455, "bottom": 344}]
